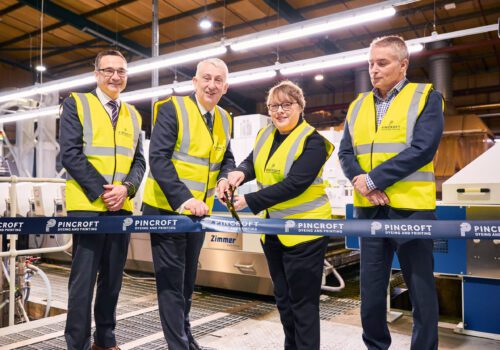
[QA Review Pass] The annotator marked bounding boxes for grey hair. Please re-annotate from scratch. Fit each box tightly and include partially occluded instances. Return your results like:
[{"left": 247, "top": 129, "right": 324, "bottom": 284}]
[
  {"left": 370, "top": 36, "right": 409, "bottom": 61},
  {"left": 195, "top": 58, "right": 229, "bottom": 80}
]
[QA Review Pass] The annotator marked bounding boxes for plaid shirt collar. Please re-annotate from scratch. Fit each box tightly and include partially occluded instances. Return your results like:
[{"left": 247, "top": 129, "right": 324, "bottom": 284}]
[{"left": 372, "top": 78, "right": 408, "bottom": 102}]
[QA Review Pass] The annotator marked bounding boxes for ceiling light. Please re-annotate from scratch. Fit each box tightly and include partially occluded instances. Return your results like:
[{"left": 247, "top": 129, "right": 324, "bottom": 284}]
[
  {"left": 121, "top": 87, "right": 173, "bottom": 103},
  {"left": 0, "top": 106, "right": 58, "bottom": 124},
  {"left": 228, "top": 69, "right": 277, "bottom": 85},
  {"left": 0, "top": 43, "right": 226, "bottom": 104},
  {"left": 1, "top": 0, "right": 490, "bottom": 105},
  {"left": 199, "top": 17, "right": 212, "bottom": 30},
  {"left": 35, "top": 65, "right": 46, "bottom": 72},
  {"left": 280, "top": 51, "right": 367, "bottom": 75},
  {"left": 127, "top": 45, "right": 227, "bottom": 75},
  {"left": 314, "top": 74, "right": 324, "bottom": 81},
  {"left": 230, "top": 3, "right": 397, "bottom": 51},
  {"left": 173, "top": 83, "right": 195, "bottom": 94},
  {"left": 0, "top": 24, "right": 496, "bottom": 123}
]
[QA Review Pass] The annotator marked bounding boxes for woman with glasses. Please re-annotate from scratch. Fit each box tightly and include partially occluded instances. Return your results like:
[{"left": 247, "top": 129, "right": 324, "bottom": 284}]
[{"left": 225, "top": 80, "right": 334, "bottom": 350}]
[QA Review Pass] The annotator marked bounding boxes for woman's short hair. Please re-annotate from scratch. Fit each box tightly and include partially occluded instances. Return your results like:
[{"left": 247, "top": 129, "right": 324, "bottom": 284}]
[
  {"left": 267, "top": 80, "right": 306, "bottom": 110},
  {"left": 370, "top": 35, "right": 409, "bottom": 61}
]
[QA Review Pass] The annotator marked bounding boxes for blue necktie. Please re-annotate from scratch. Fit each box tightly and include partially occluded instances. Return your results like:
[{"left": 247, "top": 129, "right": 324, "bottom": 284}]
[
  {"left": 204, "top": 112, "right": 213, "bottom": 133},
  {"left": 108, "top": 100, "right": 119, "bottom": 127}
]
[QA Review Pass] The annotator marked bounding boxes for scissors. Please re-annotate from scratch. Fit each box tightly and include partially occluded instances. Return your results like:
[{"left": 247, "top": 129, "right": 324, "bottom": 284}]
[{"left": 223, "top": 187, "right": 243, "bottom": 230}]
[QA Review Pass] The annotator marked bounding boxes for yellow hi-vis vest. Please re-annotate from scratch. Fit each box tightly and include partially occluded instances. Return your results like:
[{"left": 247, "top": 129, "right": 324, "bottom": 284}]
[
  {"left": 142, "top": 96, "right": 232, "bottom": 214},
  {"left": 65, "top": 92, "right": 142, "bottom": 212},
  {"left": 254, "top": 121, "right": 334, "bottom": 247},
  {"left": 347, "top": 83, "right": 441, "bottom": 210}
]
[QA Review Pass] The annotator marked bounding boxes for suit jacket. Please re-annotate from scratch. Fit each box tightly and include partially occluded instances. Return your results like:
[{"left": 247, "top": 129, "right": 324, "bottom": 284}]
[
  {"left": 59, "top": 90, "right": 146, "bottom": 210},
  {"left": 148, "top": 95, "right": 235, "bottom": 211},
  {"left": 338, "top": 85, "right": 444, "bottom": 219}
]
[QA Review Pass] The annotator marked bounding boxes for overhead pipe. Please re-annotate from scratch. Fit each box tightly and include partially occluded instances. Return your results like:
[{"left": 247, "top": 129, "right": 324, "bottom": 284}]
[
  {"left": 354, "top": 67, "right": 371, "bottom": 95},
  {"left": 428, "top": 40, "right": 455, "bottom": 115}
]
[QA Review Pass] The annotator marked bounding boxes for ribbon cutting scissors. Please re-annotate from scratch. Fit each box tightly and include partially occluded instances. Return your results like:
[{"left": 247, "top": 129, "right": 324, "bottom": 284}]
[{"left": 223, "top": 187, "right": 243, "bottom": 230}]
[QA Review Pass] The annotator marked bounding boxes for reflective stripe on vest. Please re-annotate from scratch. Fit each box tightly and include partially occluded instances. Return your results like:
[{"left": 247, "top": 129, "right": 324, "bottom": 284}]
[
  {"left": 66, "top": 92, "right": 141, "bottom": 212},
  {"left": 143, "top": 96, "right": 231, "bottom": 214},
  {"left": 254, "top": 120, "right": 334, "bottom": 247},
  {"left": 347, "top": 83, "right": 439, "bottom": 210}
]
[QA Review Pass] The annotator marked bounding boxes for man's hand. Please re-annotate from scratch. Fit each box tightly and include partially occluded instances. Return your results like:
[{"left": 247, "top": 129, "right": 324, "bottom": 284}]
[
  {"left": 352, "top": 174, "right": 371, "bottom": 196},
  {"left": 365, "top": 190, "right": 390, "bottom": 206},
  {"left": 227, "top": 171, "right": 245, "bottom": 189},
  {"left": 184, "top": 199, "right": 209, "bottom": 217},
  {"left": 217, "top": 178, "right": 231, "bottom": 203},
  {"left": 232, "top": 195, "right": 248, "bottom": 211},
  {"left": 102, "top": 184, "right": 128, "bottom": 211}
]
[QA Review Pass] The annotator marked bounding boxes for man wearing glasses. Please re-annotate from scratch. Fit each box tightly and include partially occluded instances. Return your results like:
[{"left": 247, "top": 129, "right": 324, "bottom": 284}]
[{"left": 60, "top": 50, "right": 145, "bottom": 350}]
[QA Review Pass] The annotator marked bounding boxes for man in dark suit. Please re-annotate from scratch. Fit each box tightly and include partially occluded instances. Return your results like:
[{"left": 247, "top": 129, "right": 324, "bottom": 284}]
[
  {"left": 60, "top": 50, "right": 145, "bottom": 350},
  {"left": 142, "top": 58, "right": 235, "bottom": 350},
  {"left": 339, "top": 36, "right": 443, "bottom": 350}
]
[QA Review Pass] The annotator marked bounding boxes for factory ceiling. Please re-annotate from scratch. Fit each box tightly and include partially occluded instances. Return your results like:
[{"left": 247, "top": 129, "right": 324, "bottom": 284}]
[{"left": 0, "top": 0, "right": 498, "bottom": 135}]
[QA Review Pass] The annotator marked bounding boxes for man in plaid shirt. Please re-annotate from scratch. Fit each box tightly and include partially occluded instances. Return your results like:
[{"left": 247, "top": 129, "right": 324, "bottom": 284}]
[{"left": 339, "top": 36, "right": 443, "bottom": 350}]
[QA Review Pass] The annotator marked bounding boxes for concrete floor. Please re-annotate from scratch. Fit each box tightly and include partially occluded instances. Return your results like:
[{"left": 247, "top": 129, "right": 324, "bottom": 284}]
[{"left": 0, "top": 264, "right": 498, "bottom": 349}]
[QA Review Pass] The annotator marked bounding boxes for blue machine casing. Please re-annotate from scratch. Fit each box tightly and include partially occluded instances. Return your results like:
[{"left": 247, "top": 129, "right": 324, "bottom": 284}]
[{"left": 345, "top": 204, "right": 500, "bottom": 335}]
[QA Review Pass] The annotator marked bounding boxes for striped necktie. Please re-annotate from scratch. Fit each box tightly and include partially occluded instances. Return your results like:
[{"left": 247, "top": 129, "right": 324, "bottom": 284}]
[
  {"left": 107, "top": 100, "right": 119, "bottom": 127},
  {"left": 204, "top": 111, "right": 213, "bottom": 133}
]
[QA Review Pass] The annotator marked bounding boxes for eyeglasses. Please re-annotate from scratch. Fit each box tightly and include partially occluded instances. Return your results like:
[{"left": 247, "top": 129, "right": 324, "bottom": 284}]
[
  {"left": 97, "top": 67, "right": 128, "bottom": 77},
  {"left": 267, "top": 102, "right": 297, "bottom": 112}
]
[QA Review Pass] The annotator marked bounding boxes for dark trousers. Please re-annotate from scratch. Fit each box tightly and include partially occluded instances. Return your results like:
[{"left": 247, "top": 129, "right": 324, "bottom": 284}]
[
  {"left": 144, "top": 204, "right": 205, "bottom": 350},
  {"left": 64, "top": 210, "right": 131, "bottom": 350},
  {"left": 357, "top": 206, "right": 439, "bottom": 350},
  {"left": 262, "top": 235, "right": 329, "bottom": 350}
]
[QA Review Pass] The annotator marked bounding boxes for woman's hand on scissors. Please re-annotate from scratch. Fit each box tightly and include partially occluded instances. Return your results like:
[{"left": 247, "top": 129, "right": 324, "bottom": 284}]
[
  {"left": 227, "top": 171, "right": 245, "bottom": 189},
  {"left": 233, "top": 195, "right": 248, "bottom": 211}
]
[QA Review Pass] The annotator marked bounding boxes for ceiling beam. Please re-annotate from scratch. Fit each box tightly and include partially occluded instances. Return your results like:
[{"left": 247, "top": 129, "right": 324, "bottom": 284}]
[
  {"left": 262, "top": 0, "right": 303, "bottom": 23},
  {"left": 23, "top": 0, "right": 243, "bottom": 64},
  {"left": 120, "top": 0, "right": 242, "bottom": 35},
  {"left": 262, "top": 0, "right": 341, "bottom": 54},
  {"left": 18, "top": 0, "right": 149, "bottom": 58},
  {"left": 0, "top": 0, "right": 138, "bottom": 48},
  {"left": 0, "top": 3, "right": 24, "bottom": 16}
]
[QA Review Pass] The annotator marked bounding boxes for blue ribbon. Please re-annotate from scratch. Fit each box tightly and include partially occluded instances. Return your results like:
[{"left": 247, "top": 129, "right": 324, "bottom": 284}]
[{"left": 0, "top": 215, "right": 499, "bottom": 239}]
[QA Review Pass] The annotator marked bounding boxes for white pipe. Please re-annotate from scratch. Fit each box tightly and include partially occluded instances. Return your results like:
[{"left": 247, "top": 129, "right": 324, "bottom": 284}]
[
  {"left": 27, "top": 263, "right": 52, "bottom": 318},
  {"left": 321, "top": 260, "right": 345, "bottom": 292},
  {"left": 8, "top": 177, "right": 18, "bottom": 326},
  {"left": 0, "top": 176, "right": 66, "bottom": 183},
  {"left": 0, "top": 237, "right": 73, "bottom": 258}
]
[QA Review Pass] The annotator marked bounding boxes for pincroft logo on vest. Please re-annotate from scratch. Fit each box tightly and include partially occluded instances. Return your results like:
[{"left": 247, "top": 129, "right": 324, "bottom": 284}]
[
  {"left": 381, "top": 120, "right": 401, "bottom": 131},
  {"left": 265, "top": 164, "right": 281, "bottom": 174},
  {"left": 122, "top": 217, "right": 134, "bottom": 231},
  {"left": 46, "top": 218, "right": 57, "bottom": 232},
  {"left": 284, "top": 220, "right": 296, "bottom": 233},
  {"left": 118, "top": 128, "right": 133, "bottom": 139},
  {"left": 460, "top": 222, "right": 471, "bottom": 237},
  {"left": 371, "top": 221, "right": 382, "bottom": 235}
]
